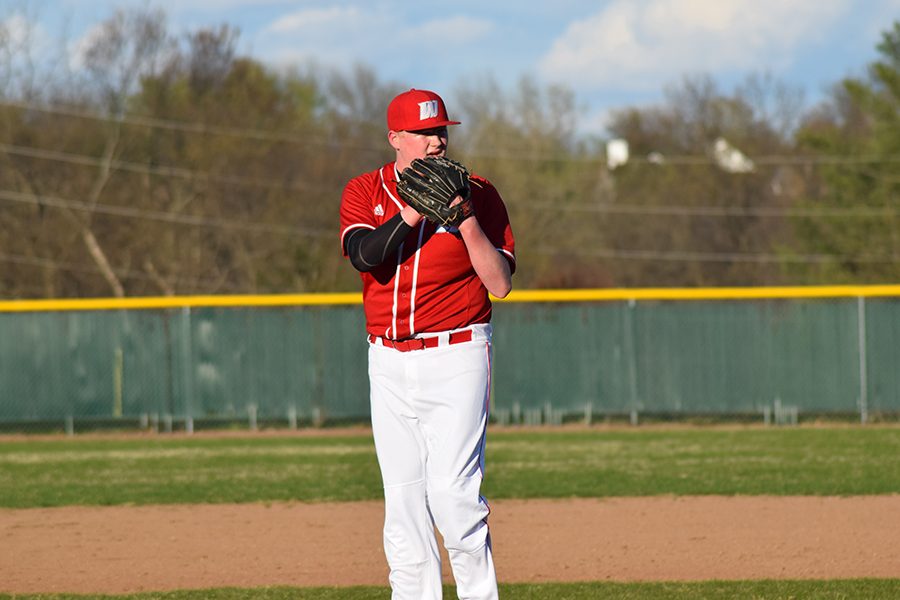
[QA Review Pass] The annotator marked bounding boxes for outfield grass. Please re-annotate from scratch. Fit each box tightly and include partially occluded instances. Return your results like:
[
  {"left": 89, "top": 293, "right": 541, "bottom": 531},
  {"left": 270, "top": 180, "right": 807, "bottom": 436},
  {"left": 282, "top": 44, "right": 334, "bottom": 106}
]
[
  {"left": 3, "top": 579, "right": 900, "bottom": 599},
  {"left": 2, "top": 427, "right": 900, "bottom": 508}
]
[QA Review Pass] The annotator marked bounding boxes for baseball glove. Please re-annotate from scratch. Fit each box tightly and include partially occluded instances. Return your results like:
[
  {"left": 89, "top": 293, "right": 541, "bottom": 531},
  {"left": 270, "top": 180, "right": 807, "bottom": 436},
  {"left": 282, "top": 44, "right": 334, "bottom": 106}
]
[{"left": 397, "top": 156, "right": 474, "bottom": 228}]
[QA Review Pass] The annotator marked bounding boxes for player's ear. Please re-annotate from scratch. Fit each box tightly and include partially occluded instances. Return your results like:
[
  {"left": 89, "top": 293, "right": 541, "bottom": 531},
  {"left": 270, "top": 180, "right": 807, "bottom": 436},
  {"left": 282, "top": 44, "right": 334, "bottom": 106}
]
[{"left": 388, "top": 130, "right": 402, "bottom": 151}]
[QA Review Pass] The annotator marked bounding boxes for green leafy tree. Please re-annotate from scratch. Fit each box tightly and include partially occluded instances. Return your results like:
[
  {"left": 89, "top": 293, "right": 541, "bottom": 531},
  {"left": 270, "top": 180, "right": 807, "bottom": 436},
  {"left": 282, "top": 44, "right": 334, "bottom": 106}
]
[{"left": 789, "top": 21, "right": 900, "bottom": 283}]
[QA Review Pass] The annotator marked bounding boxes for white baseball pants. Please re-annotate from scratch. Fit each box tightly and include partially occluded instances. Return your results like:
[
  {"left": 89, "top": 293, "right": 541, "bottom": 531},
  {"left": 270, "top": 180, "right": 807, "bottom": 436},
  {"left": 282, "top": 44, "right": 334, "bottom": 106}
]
[{"left": 368, "top": 324, "right": 498, "bottom": 600}]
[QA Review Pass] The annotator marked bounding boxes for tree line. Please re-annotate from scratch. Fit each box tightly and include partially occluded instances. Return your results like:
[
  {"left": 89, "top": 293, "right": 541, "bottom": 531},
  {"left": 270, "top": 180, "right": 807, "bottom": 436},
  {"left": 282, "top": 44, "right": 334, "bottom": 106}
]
[{"left": 1, "top": 8, "right": 898, "bottom": 299}]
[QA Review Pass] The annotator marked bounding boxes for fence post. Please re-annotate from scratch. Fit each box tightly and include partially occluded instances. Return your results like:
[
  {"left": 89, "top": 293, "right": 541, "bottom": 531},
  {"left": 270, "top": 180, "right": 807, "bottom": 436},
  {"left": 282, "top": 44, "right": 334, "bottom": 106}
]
[
  {"left": 857, "top": 296, "right": 868, "bottom": 424},
  {"left": 623, "top": 298, "right": 639, "bottom": 420},
  {"left": 113, "top": 347, "right": 124, "bottom": 418},
  {"left": 248, "top": 403, "right": 258, "bottom": 431},
  {"left": 180, "top": 306, "right": 195, "bottom": 434}
]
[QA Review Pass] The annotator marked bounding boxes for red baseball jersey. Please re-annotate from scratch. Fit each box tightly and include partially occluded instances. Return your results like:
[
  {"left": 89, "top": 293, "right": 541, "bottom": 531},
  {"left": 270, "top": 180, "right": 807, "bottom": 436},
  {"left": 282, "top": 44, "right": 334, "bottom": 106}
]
[{"left": 340, "top": 162, "right": 516, "bottom": 339}]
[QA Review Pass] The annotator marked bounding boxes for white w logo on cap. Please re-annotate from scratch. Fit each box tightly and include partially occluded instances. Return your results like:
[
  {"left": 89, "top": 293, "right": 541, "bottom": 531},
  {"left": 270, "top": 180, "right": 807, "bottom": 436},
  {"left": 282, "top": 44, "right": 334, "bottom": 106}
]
[{"left": 418, "top": 100, "right": 439, "bottom": 120}]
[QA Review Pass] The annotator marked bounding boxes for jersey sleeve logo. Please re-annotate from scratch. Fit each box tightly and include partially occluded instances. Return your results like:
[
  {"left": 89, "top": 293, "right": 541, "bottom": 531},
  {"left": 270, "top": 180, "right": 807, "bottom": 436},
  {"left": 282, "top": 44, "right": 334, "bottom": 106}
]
[
  {"left": 374, "top": 203, "right": 385, "bottom": 216},
  {"left": 418, "top": 100, "right": 439, "bottom": 120}
]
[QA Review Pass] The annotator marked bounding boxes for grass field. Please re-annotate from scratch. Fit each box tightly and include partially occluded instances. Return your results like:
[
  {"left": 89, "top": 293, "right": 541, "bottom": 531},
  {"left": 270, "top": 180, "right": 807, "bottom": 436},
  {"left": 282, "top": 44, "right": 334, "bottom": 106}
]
[
  {"left": 2, "top": 579, "right": 900, "bottom": 599},
  {"left": 2, "top": 426, "right": 900, "bottom": 507},
  {"left": 3, "top": 426, "right": 900, "bottom": 599}
]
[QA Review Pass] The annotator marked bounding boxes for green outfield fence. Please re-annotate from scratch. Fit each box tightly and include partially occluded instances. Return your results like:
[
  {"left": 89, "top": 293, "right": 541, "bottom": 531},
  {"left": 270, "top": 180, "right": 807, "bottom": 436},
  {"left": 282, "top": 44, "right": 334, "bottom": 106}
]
[{"left": 1, "top": 286, "right": 899, "bottom": 432}]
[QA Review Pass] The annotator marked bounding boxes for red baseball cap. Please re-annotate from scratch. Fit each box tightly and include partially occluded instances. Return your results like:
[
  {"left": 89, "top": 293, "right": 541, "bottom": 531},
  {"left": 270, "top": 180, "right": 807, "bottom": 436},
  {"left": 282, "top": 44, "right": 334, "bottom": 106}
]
[{"left": 387, "top": 89, "right": 461, "bottom": 132}]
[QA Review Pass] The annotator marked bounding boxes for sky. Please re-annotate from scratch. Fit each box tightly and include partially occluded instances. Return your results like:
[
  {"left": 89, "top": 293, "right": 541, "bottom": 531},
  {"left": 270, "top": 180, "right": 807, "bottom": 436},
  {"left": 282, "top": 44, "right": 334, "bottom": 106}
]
[{"left": 6, "top": 0, "right": 900, "bottom": 134}]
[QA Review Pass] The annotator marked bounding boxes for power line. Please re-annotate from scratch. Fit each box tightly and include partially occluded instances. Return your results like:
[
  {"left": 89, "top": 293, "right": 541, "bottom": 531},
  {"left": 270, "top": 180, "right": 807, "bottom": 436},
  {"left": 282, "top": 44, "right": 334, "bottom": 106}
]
[
  {"left": 1, "top": 99, "right": 319, "bottom": 143},
  {"left": 0, "top": 253, "right": 177, "bottom": 282},
  {"left": 530, "top": 202, "right": 900, "bottom": 218},
  {"left": 0, "top": 251, "right": 245, "bottom": 292},
  {"left": 2, "top": 138, "right": 894, "bottom": 219},
  {"left": 616, "top": 154, "right": 900, "bottom": 167},
  {"left": 0, "top": 99, "right": 384, "bottom": 152},
  {"left": 466, "top": 150, "right": 900, "bottom": 165},
  {"left": 2, "top": 188, "right": 893, "bottom": 266},
  {"left": 5, "top": 99, "right": 900, "bottom": 167},
  {"left": 0, "top": 251, "right": 160, "bottom": 281},
  {"left": 0, "top": 142, "right": 331, "bottom": 193},
  {"left": 0, "top": 189, "right": 331, "bottom": 237},
  {"left": 4, "top": 139, "right": 896, "bottom": 219},
  {"left": 536, "top": 246, "right": 900, "bottom": 264}
]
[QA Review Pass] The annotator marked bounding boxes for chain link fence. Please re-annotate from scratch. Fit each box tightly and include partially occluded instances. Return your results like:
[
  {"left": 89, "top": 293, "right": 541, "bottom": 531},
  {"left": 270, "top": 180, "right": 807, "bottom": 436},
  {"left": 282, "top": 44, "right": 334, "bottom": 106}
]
[
  {"left": 491, "top": 296, "right": 898, "bottom": 424},
  {"left": 1, "top": 291, "right": 897, "bottom": 433}
]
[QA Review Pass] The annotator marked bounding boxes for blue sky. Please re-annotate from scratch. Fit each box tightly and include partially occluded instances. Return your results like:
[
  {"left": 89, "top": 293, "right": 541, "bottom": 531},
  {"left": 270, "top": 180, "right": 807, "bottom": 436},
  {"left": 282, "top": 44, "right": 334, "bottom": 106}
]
[{"left": 7, "top": 0, "right": 900, "bottom": 133}]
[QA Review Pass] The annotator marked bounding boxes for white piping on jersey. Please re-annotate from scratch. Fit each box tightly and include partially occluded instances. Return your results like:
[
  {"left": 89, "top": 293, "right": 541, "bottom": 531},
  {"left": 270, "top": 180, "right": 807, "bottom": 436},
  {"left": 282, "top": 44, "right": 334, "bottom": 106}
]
[
  {"left": 408, "top": 221, "right": 426, "bottom": 336},
  {"left": 379, "top": 163, "right": 428, "bottom": 339},
  {"left": 391, "top": 241, "right": 404, "bottom": 339},
  {"left": 380, "top": 166, "right": 404, "bottom": 210},
  {"left": 382, "top": 164, "right": 404, "bottom": 339}
]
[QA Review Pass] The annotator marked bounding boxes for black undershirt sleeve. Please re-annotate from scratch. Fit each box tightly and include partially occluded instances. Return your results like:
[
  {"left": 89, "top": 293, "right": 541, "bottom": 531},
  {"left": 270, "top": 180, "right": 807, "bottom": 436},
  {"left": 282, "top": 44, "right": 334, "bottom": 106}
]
[{"left": 344, "top": 213, "right": 413, "bottom": 272}]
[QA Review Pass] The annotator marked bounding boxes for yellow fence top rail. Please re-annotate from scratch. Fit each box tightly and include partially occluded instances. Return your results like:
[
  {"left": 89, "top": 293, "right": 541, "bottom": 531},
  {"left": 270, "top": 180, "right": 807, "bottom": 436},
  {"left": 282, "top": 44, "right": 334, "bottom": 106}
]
[
  {"left": 501, "top": 285, "right": 900, "bottom": 302},
  {"left": 0, "top": 293, "right": 363, "bottom": 313},
  {"left": 1, "top": 285, "right": 898, "bottom": 312}
]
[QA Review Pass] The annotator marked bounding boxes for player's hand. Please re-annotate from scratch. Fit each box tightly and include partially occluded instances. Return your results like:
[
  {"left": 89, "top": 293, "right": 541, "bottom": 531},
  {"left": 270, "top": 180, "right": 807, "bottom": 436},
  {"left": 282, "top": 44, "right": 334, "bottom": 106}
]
[{"left": 400, "top": 204, "right": 424, "bottom": 227}]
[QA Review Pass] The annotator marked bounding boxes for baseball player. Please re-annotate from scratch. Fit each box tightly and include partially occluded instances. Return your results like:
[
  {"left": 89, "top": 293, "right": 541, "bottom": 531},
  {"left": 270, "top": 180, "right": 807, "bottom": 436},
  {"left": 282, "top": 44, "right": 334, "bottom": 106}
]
[{"left": 339, "top": 88, "right": 515, "bottom": 599}]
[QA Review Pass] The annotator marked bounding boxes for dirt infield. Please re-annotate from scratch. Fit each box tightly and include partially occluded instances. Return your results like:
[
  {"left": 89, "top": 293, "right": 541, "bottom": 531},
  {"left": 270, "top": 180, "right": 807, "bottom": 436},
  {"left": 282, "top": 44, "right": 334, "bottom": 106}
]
[{"left": 3, "top": 496, "right": 900, "bottom": 594}]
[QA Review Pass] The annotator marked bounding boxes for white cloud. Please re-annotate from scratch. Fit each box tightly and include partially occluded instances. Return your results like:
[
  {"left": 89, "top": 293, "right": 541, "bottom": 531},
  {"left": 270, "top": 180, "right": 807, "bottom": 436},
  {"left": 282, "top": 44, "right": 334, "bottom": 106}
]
[
  {"left": 409, "top": 16, "right": 493, "bottom": 44},
  {"left": 261, "top": 8, "right": 493, "bottom": 73},
  {"left": 537, "top": 0, "right": 851, "bottom": 91},
  {"left": 260, "top": 6, "right": 386, "bottom": 70},
  {"left": 267, "top": 7, "right": 363, "bottom": 34},
  {"left": 58, "top": 0, "right": 299, "bottom": 16},
  {"left": 68, "top": 22, "right": 107, "bottom": 71},
  {"left": 167, "top": 0, "right": 296, "bottom": 9},
  {"left": 1, "top": 13, "right": 56, "bottom": 54},
  {"left": 266, "top": 7, "right": 491, "bottom": 45},
  {"left": 0, "top": 12, "right": 56, "bottom": 69},
  {"left": 2, "top": 13, "right": 31, "bottom": 46}
]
